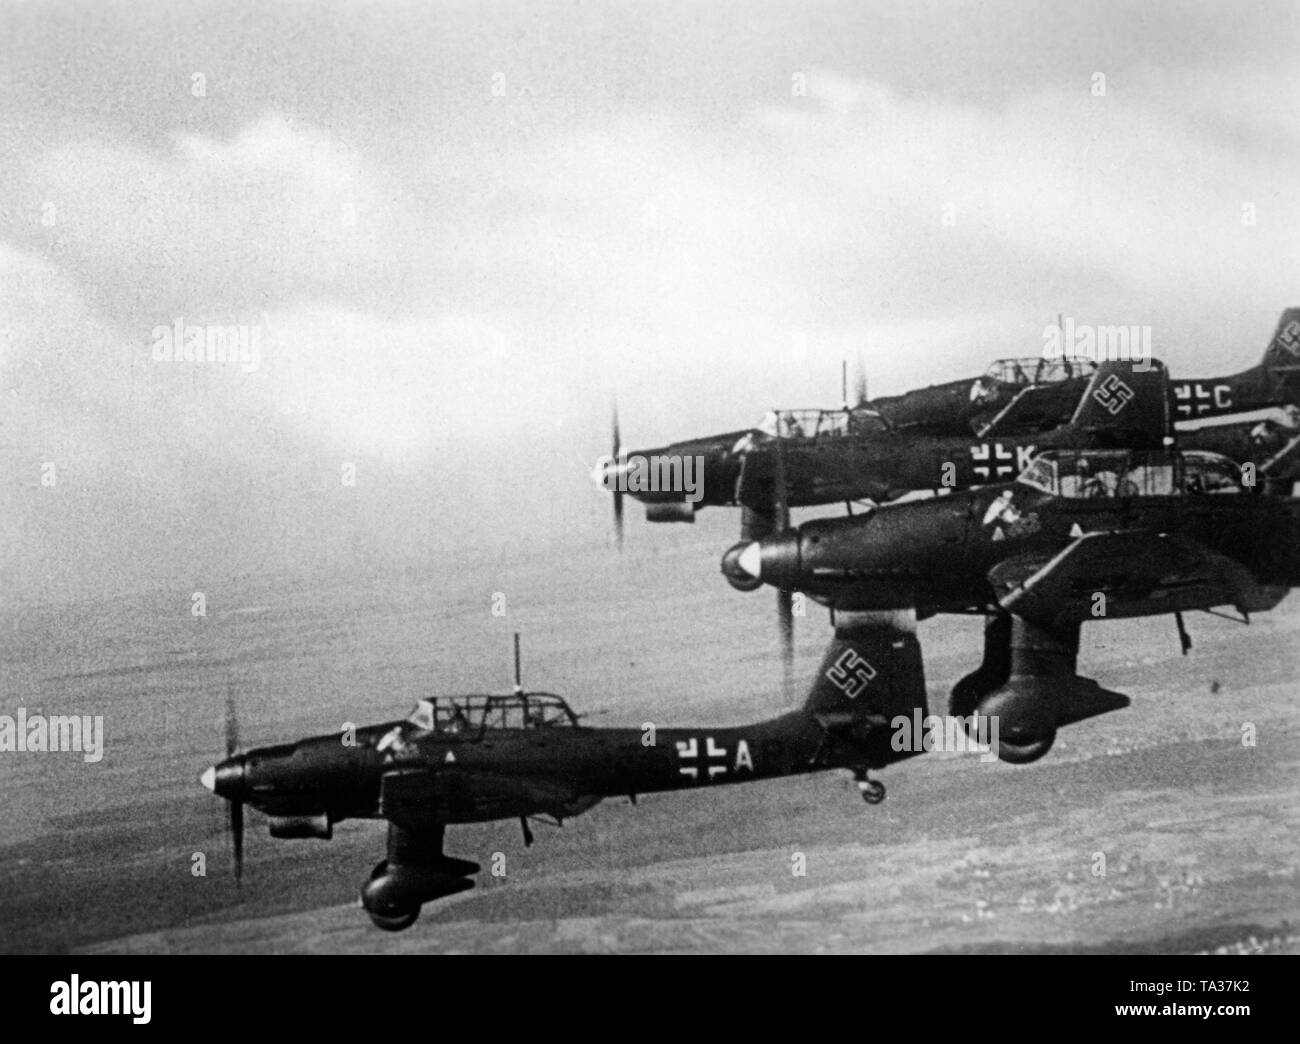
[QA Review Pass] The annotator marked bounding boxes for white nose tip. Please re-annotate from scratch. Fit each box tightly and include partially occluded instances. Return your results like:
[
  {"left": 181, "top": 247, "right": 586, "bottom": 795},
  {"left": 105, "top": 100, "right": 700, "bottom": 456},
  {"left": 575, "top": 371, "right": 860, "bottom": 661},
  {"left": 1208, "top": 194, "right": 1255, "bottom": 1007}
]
[
  {"left": 200, "top": 766, "right": 216, "bottom": 793},
  {"left": 737, "top": 542, "right": 762, "bottom": 580},
  {"left": 590, "top": 456, "right": 619, "bottom": 489}
]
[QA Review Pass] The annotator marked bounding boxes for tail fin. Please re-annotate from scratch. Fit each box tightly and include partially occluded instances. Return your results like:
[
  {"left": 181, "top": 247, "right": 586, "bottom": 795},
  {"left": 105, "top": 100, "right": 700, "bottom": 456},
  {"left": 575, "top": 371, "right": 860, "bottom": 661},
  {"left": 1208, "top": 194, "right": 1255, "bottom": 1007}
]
[
  {"left": 1067, "top": 358, "right": 1170, "bottom": 448},
  {"left": 1262, "top": 308, "right": 1300, "bottom": 374},
  {"left": 1171, "top": 310, "right": 1300, "bottom": 419},
  {"left": 805, "top": 610, "right": 928, "bottom": 769}
]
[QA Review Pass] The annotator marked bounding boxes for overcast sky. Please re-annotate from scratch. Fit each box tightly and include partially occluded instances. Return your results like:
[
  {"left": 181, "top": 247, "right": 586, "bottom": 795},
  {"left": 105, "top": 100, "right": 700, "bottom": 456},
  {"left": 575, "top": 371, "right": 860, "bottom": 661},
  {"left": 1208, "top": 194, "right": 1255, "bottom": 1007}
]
[{"left": 2, "top": 0, "right": 1297, "bottom": 603}]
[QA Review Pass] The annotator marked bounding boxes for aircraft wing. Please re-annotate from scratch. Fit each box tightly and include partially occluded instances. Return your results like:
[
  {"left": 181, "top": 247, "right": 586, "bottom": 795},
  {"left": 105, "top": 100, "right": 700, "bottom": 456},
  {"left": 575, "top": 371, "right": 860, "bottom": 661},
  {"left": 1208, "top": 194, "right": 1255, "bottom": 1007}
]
[
  {"left": 381, "top": 766, "right": 587, "bottom": 830},
  {"left": 987, "top": 529, "right": 1284, "bottom": 627},
  {"left": 1261, "top": 429, "right": 1300, "bottom": 482}
]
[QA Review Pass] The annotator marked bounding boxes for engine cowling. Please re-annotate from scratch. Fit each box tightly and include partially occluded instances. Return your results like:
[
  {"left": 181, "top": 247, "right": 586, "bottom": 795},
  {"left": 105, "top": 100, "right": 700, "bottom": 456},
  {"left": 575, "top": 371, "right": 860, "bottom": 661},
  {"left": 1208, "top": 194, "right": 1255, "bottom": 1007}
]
[{"left": 267, "top": 813, "right": 333, "bottom": 840}]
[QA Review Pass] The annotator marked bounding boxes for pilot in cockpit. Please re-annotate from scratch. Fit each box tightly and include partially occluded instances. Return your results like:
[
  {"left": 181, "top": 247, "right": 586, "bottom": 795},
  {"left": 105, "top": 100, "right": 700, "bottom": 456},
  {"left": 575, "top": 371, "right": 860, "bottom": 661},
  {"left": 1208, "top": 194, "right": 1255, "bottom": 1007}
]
[{"left": 446, "top": 703, "right": 471, "bottom": 734}]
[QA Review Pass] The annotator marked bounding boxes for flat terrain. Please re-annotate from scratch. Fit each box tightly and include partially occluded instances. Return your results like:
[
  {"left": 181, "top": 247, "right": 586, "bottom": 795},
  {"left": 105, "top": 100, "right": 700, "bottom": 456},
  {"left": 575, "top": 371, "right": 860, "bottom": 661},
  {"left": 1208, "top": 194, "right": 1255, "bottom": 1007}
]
[{"left": 2, "top": 514, "right": 1297, "bottom": 954}]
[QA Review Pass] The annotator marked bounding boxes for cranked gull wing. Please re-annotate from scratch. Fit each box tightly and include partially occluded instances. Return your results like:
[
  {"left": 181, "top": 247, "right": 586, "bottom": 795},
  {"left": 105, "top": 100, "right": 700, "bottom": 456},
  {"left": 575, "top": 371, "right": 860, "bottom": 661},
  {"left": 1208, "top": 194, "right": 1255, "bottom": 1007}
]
[{"left": 987, "top": 530, "right": 1286, "bottom": 628}]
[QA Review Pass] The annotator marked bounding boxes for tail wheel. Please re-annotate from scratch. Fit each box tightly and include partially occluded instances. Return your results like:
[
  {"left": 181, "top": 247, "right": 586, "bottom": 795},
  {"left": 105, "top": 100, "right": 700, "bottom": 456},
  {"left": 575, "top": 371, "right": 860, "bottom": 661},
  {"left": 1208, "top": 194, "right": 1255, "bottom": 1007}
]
[{"left": 853, "top": 768, "right": 886, "bottom": 805}]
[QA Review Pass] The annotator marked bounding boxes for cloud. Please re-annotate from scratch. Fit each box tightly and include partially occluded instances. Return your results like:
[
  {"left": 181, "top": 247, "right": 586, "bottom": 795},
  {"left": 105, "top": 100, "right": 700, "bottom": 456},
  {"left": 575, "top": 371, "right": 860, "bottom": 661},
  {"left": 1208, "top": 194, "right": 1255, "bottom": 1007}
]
[
  {"left": 760, "top": 67, "right": 1299, "bottom": 307},
  {"left": 1, "top": 6, "right": 1296, "bottom": 602},
  {"left": 7, "top": 114, "right": 405, "bottom": 325}
]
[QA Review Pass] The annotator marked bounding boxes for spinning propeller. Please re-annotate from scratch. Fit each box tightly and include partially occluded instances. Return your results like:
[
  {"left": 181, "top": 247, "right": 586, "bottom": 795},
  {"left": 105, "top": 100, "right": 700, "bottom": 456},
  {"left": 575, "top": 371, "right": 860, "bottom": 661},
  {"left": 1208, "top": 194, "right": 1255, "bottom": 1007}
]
[
  {"left": 610, "top": 404, "right": 624, "bottom": 549},
  {"left": 771, "top": 432, "right": 795, "bottom": 695},
  {"left": 224, "top": 688, "right": 244, "bottom": 885},
  {"left": 200, "top": 686, "right": 246, "bottom": 885}
]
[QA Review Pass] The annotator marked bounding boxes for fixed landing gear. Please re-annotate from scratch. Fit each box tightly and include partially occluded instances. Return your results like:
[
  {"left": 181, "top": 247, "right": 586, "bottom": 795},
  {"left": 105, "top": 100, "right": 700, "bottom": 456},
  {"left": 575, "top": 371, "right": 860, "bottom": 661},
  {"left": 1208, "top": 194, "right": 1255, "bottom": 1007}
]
[
  {"left": 362, "top": 860, "right": 422, "bottom": 931},
  {"left": 359, "top": 825, "right": 481, "bottom": 932},
  {"left": 853, "top": 769, "right": 886, "bottom": 804},
  {"left": 369, "top": 909, "right": 420, "bottom": 932},
  {"left": 360, "top": 857, "right": 477, "bottom": 931}
]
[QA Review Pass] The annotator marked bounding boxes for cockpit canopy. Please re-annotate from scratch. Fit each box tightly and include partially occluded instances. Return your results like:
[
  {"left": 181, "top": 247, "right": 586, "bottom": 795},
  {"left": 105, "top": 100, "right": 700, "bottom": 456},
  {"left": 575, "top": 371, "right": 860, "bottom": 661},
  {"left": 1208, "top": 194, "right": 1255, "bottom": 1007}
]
[
  {"left": 405, "top": 693, "right": 580, "bottom": 735},
  {"left": 1017, "top": 449, "right": 1244, "bottom": 499},
  {"left": 983, "top": 356, "right": 1098, "bottom": 387},
  {"left": 757, "top": 407, "right": 890, "bottom": 439}
]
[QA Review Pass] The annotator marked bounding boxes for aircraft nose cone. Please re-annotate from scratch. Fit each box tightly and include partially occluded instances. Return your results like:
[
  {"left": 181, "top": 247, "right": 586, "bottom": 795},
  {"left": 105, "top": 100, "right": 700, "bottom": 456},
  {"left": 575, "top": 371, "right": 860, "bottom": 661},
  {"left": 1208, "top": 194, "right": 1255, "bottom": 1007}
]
[
  {"left": 590, "top": 456, "right": 618, "bottom": 490},
  {"left": 720, "top": 534, "right": 801, "bottom": 591},
  {"left": 592, "top": 451, "right": 646, "bottom": 492},
  {"left": 721, "top": 541, "right": 763, "bottom": 592},
  {"left": 204, "top": 755, "right": 247, "bottom": 801}
]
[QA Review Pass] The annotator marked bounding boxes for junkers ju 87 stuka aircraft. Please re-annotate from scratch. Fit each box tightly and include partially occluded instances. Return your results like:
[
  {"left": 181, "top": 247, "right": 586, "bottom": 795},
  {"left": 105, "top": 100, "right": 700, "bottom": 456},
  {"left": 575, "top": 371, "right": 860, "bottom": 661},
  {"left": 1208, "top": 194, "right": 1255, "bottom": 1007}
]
[
  {"left": 201, "top": 635, "right": 928, "bottom": 931},
  {"left": 722, "top": 444, "right": 1300, "bottom": 766},
  {"left": 596, "top": 312, "right": 1299, "bottom": 552},
  {"left": 596, "top": 359, "right": 1166, "bottom": 544},
  {"left": 872, "top": 307, "right": 1300, "bottom": 434}
]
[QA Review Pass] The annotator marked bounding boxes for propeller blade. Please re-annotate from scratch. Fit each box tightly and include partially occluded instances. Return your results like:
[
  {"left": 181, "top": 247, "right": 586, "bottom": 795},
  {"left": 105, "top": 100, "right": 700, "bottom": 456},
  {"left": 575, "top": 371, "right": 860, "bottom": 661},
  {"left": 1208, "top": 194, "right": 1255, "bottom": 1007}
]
[
  {"left": 224, "top": 684, "right": 239, "bottom": 758},
  {"left": 223, "top": 684, "right": 244, "bottom": 884},
  {"left": 611, "top": 403, "right": 624, "bottom": 549},
  {"left": 230, "top": 798, "right": 244, "bottom": 886},
  {"left": 771, "top": 434, "right": 794, "bottom": 688},
  {"left": 777, "top": 586, "right": 795, "bottom": 697}
]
